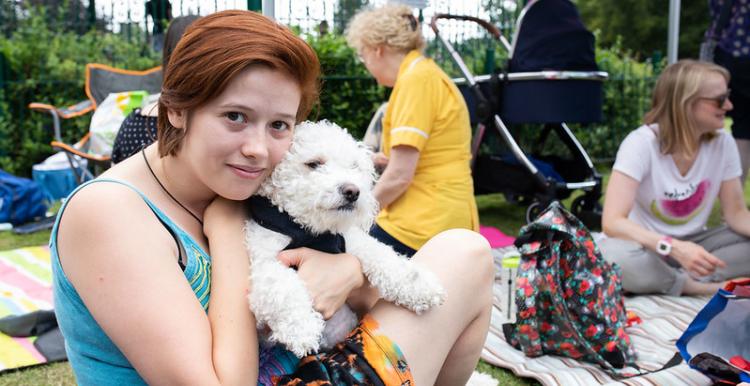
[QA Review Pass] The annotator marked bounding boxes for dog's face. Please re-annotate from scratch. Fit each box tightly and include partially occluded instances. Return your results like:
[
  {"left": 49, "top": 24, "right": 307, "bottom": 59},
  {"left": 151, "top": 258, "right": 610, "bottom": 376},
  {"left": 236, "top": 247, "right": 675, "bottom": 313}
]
[{"left": 258, "top": 121, "right": 378, "bottom": 234}]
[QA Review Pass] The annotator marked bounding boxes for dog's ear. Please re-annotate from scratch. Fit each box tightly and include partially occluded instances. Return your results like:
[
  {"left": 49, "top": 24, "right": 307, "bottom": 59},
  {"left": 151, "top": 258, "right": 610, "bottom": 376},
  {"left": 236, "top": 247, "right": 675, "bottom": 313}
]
[
  {"left": 351, "top": 194, "right": 378, "bottom": 231},
  {"left": 257, "top": 176, "right": 275, "bottom": 198},
  {"left": 257, "top": 158, "right": 285, "bottom": 198}
]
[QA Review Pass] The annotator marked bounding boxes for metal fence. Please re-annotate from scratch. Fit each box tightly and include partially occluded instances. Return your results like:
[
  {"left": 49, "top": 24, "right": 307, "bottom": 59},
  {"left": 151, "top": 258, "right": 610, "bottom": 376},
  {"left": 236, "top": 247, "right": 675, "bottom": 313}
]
[
  {"left": 0, "top": 0, "right": 521, "bottom": 43},
  {"left": 0, "top": 0, "right": 657, "bottom": 167}
]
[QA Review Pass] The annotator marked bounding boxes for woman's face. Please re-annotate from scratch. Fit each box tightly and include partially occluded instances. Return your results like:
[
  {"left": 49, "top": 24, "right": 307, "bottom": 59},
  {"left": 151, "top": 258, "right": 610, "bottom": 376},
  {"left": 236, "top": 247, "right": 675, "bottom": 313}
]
[
  {"left": 169, "top": 65, "right": 301, "bottom": 200},
  {"left": 691, "top": 72, "right": 733, "bottom": 134},
  {"left": 358, "top": 45, "right": 397, "bottom": 87}
]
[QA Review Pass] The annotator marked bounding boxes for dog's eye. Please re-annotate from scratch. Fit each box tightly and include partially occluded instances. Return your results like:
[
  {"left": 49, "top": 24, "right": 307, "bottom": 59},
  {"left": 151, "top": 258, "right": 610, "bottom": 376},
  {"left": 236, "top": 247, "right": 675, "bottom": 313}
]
[{"left": 305, "top": 160, "right": 322, "bottom": 169}]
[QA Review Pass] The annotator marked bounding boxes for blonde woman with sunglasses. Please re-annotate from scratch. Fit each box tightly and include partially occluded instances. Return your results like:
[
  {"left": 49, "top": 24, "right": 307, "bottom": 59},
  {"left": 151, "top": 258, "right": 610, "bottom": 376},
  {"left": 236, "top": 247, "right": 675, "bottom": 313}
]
[{"left": 600, "top": 60, "right": 750, "bottom": 296}]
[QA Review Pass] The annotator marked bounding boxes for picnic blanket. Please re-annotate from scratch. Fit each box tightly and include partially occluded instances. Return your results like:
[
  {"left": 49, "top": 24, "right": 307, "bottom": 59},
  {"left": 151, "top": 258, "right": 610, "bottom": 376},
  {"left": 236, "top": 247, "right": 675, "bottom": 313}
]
[
  {"left": 483, "top": 247, "right": 712, "bottom": 386},
  {"left": 0, "top": 246, "right": 54, "bottom": 373}
]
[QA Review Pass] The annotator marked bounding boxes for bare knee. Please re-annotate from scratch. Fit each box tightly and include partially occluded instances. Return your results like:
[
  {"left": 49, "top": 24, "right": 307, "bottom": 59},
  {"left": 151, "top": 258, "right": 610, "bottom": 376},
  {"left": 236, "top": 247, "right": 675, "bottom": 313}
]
[
  {"left": 428, "top": 229, "right": 494, "bottom": 296},
  {"left": 431, "top": 229, "right": 491, "bottom": 261},
  {"left": 431, "top": 229, "right": 490, "bottom": 255}
]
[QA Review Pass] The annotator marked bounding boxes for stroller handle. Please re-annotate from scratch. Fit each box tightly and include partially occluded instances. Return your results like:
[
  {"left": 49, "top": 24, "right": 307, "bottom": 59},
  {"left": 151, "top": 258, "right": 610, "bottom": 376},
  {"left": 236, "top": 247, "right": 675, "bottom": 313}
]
[
  {"left": 431, "top": 13, "right": 507, "bottom": 121},
  {"left": 430, "top": 14, "right": 511, "bottom": 51},
  {"left": 452, "top": 71, "right": 609, "bottom": 85}
]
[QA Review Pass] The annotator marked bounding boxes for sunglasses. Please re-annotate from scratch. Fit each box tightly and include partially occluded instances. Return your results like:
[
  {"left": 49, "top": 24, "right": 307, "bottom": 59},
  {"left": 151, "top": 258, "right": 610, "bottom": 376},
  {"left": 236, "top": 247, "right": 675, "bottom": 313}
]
[{"left": 699, "top": 89, "right": 731, "bottom": 107}]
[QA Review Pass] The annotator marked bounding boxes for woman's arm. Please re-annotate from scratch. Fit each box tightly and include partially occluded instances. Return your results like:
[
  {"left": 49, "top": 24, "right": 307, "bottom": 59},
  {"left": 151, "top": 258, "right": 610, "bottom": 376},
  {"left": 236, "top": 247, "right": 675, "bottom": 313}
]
[
  {"left": 373, "top": 145, "right": 420, "bottom": 209},
  {"left": 204, "top": 198, "right": 259, "bottom": 384},
  {"left": 602, "top": 170, "right": 664, "bottom": 249},
  {"left": 603, "top": 170, "right": 725, "bottom": 277},
  {"left": 720, "top": 177, "right": 750, "bottom": 235},
  {"left": 57, "top": 185, "right": 257, "bottom": 385}
]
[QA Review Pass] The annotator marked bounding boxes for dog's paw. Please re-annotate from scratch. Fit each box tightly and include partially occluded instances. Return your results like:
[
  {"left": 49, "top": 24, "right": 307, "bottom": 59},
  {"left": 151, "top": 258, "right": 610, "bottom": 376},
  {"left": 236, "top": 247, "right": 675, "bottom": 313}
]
[
  {"left": 270, "top": 320, "right": 324, "bottom": 358},
  {"left": 399, "top": 269, "right": 446, "bottom": 314}
]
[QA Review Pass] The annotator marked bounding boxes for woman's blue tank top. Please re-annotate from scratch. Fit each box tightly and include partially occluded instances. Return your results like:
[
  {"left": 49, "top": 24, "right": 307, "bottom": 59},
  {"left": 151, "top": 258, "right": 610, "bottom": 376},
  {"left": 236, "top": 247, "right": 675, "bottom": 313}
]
[
  {"left": 51, "top": 178, "right": 298, "bottom": 385},
  {"left": 51, "top": 179, "right": 211, "bottom": 385}
]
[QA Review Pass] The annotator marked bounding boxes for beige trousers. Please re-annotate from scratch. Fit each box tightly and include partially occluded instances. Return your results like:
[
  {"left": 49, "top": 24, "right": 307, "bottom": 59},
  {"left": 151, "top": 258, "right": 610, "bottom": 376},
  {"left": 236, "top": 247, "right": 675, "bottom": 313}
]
[{"left": 599, "top": 225, "right": 750, "bottom": 295}]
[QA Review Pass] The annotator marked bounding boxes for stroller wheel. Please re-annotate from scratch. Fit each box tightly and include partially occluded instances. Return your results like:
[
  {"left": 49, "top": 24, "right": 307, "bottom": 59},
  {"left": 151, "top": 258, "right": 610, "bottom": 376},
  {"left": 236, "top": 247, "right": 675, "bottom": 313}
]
[{"left": 525, "top": 201, "right": 544, "bottom": 224}]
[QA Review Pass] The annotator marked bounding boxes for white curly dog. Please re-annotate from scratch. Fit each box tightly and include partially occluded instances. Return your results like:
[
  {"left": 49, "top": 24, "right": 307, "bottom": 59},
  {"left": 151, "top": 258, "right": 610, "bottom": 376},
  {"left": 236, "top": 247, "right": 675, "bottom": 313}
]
[{"left": 244, "top": 120, "right": 446, "bottom": 358}]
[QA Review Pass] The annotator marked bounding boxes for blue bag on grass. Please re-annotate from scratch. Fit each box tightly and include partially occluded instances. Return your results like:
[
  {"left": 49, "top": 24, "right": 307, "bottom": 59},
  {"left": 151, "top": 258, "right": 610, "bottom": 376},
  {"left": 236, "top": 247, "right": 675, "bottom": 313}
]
[
  {"left": 677, "top": 279, "right": 750, "bottom": 384},
  {"left": 0, "top": 169, "right": 48, "bottom": 225}
]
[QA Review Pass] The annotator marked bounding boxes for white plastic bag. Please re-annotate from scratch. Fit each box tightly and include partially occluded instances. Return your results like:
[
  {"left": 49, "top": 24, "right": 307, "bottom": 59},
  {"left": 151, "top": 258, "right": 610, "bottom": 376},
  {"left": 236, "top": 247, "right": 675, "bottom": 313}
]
[{"left": 89, "top": 90, "right": 148, "bottom": 156}]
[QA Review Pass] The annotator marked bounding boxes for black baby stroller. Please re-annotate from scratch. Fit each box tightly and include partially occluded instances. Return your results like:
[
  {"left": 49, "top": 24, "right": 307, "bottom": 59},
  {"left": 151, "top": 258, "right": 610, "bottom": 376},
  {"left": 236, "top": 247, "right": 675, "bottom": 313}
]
[{"left": 431, "top": 0, "right": 606, "bottom": 227}]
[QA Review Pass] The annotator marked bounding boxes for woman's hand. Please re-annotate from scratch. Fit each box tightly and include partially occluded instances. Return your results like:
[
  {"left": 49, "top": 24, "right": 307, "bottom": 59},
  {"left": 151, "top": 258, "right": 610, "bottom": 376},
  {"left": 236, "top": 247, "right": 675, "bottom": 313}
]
[
  {"left": 670, "top": 239, "right": 727, "bottom": 277},
  {"left": 203, "top": 197, "right": 246, "bottom": 241},
  {"left": 372, "top": 152, "right": 389, "bottom": 174},
  {"left": 277, "top": 248, "right": 364, "bottom": 319}
]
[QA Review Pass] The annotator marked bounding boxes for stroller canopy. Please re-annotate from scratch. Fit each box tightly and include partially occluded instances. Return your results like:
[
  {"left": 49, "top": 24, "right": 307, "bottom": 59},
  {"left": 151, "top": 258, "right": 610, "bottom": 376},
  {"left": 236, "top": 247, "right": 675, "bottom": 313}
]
[{"left": 510, "top": 0, "right": 597, "bottom": 72}]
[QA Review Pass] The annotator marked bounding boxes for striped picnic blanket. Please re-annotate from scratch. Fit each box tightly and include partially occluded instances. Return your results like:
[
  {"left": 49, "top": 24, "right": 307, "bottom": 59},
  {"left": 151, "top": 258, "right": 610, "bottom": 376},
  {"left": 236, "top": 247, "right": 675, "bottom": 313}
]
[
  {"left": 0, "top": 246, "right": 54, "bottom": 372},
  {"left": 483, "top": 248, "right": 712, "bottom": 385}
]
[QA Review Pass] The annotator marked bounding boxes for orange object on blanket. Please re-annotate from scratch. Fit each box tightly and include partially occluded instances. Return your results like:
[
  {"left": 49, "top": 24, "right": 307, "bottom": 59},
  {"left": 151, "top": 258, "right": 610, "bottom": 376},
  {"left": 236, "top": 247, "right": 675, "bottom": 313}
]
[{"left": 625, "top": 311, "right": 642, "bottom": 327}]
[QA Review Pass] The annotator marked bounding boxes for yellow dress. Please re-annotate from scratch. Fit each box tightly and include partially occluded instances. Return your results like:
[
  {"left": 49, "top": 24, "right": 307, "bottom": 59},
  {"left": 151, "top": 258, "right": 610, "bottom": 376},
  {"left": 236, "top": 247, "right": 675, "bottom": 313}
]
[{"left": 377, "top": 50, "right": 479, "bottom": 250}]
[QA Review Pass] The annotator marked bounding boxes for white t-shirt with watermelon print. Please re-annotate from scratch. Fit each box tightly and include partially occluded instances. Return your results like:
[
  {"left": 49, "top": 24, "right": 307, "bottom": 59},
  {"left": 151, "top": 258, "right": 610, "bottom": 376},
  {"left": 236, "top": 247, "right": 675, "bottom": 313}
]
[{"left": 612, "top": 124, "right": 742, "bottom": 238}]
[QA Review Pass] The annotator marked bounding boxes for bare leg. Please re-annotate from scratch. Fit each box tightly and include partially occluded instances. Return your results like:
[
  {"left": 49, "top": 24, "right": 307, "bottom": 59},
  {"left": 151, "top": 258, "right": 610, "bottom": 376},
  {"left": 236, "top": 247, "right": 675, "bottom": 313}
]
[
  {"left": 369, "top": 229, "right": 494, "bottom": 386},
  {"left": 434, "top": 299, "right": 492, "bottom": 386}
]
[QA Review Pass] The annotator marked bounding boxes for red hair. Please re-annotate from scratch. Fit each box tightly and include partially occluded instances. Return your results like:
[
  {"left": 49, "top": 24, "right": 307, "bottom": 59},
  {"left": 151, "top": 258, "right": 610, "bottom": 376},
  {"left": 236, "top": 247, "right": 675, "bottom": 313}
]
[{"left": 157, "top": 10, "right": 321, "bottom": 156}]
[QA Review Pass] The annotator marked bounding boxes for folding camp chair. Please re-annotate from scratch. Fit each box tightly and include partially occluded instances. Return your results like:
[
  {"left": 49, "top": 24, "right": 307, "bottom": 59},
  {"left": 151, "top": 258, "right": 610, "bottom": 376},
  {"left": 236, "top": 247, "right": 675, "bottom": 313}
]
[{"left": 28, "top": 63, "right": 162, "bottom": 183}]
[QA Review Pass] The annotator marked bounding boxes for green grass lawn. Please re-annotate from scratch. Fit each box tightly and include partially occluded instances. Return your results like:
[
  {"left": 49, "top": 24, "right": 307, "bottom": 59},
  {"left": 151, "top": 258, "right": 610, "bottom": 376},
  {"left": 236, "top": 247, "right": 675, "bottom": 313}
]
[{"left": 1, "top": 171, "right": 745, "bottom": 385}]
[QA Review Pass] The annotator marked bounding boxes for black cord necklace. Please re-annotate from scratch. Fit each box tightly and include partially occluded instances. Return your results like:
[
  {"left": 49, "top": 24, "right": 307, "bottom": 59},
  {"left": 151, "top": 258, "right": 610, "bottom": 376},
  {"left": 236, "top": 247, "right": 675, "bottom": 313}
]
[{"left": 141, "top": 149, "right": 204, "bottom": 226}]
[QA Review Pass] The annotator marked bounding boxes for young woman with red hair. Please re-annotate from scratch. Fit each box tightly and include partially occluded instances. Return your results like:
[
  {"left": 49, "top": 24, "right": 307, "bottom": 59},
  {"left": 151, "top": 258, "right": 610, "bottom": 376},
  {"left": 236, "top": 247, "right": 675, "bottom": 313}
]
[{"left": 52, "top": 10, "right": 493, "bottom": 385}]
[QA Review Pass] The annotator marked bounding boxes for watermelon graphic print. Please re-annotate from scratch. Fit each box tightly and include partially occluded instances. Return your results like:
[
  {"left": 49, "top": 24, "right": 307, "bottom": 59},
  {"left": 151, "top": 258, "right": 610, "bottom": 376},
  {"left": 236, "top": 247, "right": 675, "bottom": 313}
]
[
  {"left": 611, "top": 125, "right": 742, "bottom": 238},
  {"left": 650, "top": 180, "right": 711, "bottom": 225}
]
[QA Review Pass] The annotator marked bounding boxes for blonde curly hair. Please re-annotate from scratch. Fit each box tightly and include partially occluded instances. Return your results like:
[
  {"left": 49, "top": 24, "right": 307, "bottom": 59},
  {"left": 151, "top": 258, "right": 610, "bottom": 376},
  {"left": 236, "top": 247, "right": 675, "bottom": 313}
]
[{"left": 345, "top": 4, "right": 425, "bottom": 53}]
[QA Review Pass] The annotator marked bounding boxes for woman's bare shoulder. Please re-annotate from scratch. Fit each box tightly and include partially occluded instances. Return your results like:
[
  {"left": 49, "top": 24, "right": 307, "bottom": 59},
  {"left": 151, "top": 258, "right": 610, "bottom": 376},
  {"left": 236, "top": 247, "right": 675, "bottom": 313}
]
[{"left": 57, "top": 180, "right": 172, "bottom": 253}]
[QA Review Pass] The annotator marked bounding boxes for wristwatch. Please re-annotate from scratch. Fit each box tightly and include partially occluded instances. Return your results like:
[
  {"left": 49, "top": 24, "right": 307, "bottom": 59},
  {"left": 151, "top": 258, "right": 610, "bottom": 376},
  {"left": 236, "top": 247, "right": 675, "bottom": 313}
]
[{"left": 656, "top": 236, "right": 673, "bottom": 257}]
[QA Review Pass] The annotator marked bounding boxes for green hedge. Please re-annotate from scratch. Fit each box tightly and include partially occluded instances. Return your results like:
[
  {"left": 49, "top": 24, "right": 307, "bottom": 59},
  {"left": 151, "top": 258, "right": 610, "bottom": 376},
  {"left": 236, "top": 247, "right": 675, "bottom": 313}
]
[
  {"left": 0, "top": 12, "right": 387, "bottom": 177},
  {"left": 0, "top": 8, "right": 656, "bottom": 177},
  {"left": 306, "top": 33, "right": 387, "bottom": 139},
  {"left": 0, "top": 7, "right": 158, "bottom": 176},
  {"left": 570, "top": 38, "right": 659, "bottom": 162}
]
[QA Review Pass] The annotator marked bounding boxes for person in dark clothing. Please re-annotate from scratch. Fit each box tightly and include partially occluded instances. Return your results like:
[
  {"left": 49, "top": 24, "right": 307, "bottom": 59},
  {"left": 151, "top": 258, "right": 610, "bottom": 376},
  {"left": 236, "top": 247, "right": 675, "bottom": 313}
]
[
  {"left": 111, "top": 15, "right": 199, "bottom": 164},
  {"left": 705, "top": 0, "right": 750, "bottom": 185},
  {"left": 145, "top": 0, "right": 173, "bottom": 51}
]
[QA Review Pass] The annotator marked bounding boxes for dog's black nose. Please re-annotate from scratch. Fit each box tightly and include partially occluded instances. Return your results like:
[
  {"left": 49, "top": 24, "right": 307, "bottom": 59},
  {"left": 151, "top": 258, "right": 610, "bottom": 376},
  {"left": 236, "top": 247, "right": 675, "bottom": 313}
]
[{"left": 340, "top": 184, "right": 360, "bottom": 203}]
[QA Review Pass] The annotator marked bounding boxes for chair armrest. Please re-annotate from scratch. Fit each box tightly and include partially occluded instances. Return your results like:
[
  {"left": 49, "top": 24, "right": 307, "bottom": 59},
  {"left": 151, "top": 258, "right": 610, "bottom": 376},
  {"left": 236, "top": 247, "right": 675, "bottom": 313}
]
[
  {"left": 51, "top": 133, "right": 111, "bottom": 163},
  {"left": 28, "top": 100, "right": 94, "bottom": 119},
  {"left": 29, "top": 100, "right": 94, "bottom": 143}
]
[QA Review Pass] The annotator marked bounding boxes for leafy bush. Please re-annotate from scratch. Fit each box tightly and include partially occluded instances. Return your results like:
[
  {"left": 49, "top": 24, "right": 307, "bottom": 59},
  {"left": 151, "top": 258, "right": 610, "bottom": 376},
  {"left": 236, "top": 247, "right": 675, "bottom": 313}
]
[
  {"left": 570, "top": 37, "right": 660, "bottom": 161},
  {"left": 0, "top": 20, "right": 385, "bottom": 176},
  {"left": 0, "top": 6, "right": 158, "bottom": 176},
  {"left": 0, "top": 7, "right": 659, "bottom": 176},
  {"left": 307, "top": 33, "right": 386, "bottom": 139}
]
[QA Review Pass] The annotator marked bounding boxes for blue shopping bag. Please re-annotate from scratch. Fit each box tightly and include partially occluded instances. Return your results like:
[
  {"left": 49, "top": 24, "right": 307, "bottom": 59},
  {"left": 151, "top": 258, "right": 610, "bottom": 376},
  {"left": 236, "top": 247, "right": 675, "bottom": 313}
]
[
  {"left": 0, "top": 169, "right": 48, "bottom": 225},
  {"left": 677, "top": 279, "right": 750, "bottom": 384}
]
